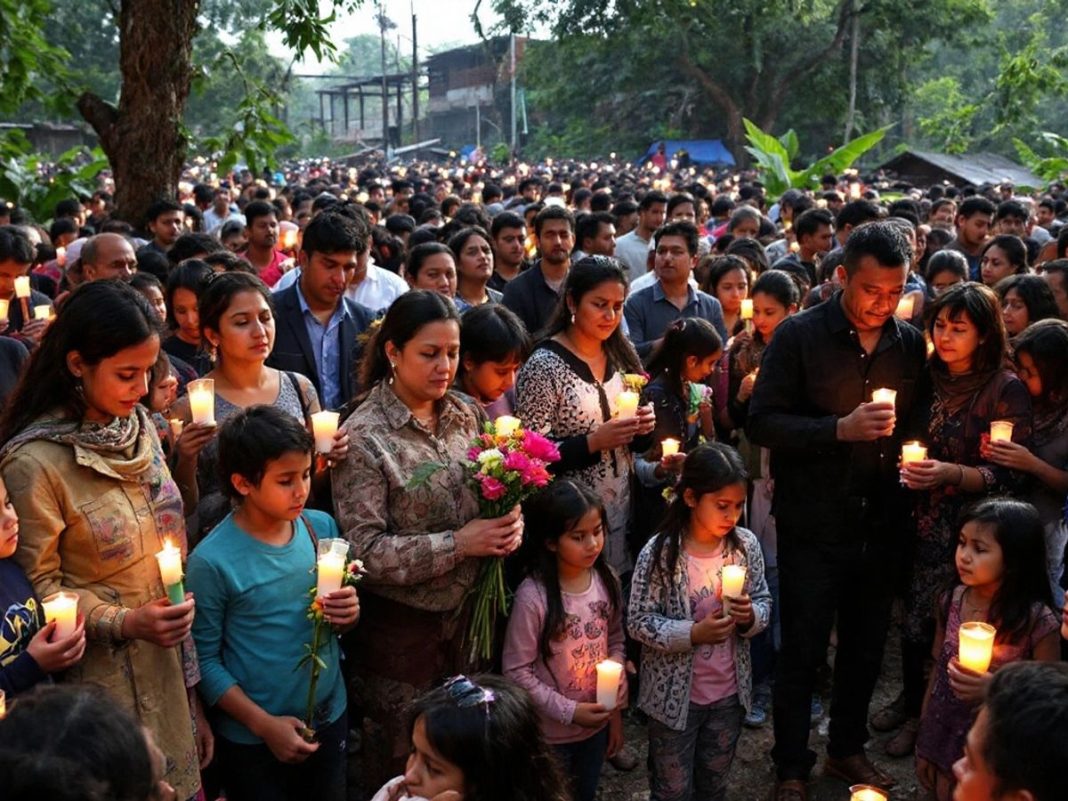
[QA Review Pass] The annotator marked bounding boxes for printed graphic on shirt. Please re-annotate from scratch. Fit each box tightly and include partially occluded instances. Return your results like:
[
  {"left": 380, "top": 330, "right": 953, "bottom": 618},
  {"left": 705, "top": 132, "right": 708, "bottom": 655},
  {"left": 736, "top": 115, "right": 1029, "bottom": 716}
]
[
  {"left": 1, "top": 598, "right": 39, "bottom": 667},
  {"left": 555, "top": 600, "right": 610, "bottom": 695}
]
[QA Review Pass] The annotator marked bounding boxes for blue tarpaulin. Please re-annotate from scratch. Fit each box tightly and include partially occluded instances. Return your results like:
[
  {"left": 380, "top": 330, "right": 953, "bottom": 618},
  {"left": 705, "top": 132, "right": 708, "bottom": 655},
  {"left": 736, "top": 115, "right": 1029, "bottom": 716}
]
[{"left": 641, "top": 139, "right": 736, "bottom": 167}]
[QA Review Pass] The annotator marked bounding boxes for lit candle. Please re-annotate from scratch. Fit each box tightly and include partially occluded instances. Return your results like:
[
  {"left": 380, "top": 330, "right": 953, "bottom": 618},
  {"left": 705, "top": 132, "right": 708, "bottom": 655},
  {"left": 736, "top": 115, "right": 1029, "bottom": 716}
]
[
  {"left": 0, "top": 688, "right": 5, "bottom": 718},
  {"left": 959, "top": 621, "right": 996, "bottom": 673},
  {"left": 316, "top": 540, "right": 347, "bottom": 598},
  {"left": 168, "top": 418, "right": 184, "bottom": 443},
  {"left": 901, "top": 441, "right": 928, "bottom": 464},
  {"left": 13, "top": 276, "right": 30, "bottom": 298},
  {"left": 740, "top": 298, "right": 754, "bottom": 320},
  {"left": 494, "top": 415, "right": 521, "bottom": 438},
  {"left": 155, "top": 539, "right": 185, "bottom": 605},
  {"left": 33, "top": 304, "right": 52, "bottom": 321},
  {"left": 281, "top": 228, "right": 299, "bottom": 249},
  {"left": 721, "top": 565, "right": 747, "bottom": 616},
  {"left": 310, "top": 410, "right": 340, "bottom": 454},
  {"left": 989, "top": 420, "right": 1014, "bottom": 442},
  {"left": 0, "top": 298, "right": 8, "bottom": 324},
  {"left": 55, "top": 246, "right": 66, "bottom": 267},
  {"left": 871, "top": 388, "right": 897, "bottom": 406},
  {"left": 895, "top": 294, "right": 916, "bottom": 319},
  {"left": 595, "top": 659, "right": 624, "bottom": 710},
  {"left": 187, "top": 378, "right": 215, "bottom": 426},
  {"left": 849, "top": 785, "right": 888, "bottom": 801},
  {"left": 616, "top": 391, "right": 640, "bottom": 418},
  {"left": 42, "top": 591, "right": 78, "bottom": 640},
  {"left": 661, "top": 438, "right": 680, "bottom": 457}
]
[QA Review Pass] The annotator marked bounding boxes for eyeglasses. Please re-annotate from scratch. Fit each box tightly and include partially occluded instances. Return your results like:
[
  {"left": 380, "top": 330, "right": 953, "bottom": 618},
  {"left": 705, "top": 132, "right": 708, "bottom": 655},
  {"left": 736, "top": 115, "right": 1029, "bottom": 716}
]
[{"left": 443, "top": 675, "right": 495, "bottom": 711}]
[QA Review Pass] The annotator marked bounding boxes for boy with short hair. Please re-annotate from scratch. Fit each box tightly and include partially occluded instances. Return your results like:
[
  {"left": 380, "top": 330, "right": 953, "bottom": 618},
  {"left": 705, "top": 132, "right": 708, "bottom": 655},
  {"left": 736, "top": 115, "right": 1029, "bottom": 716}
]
[{"left": 188, "top": 405, "right": 358, "bottom": 801}]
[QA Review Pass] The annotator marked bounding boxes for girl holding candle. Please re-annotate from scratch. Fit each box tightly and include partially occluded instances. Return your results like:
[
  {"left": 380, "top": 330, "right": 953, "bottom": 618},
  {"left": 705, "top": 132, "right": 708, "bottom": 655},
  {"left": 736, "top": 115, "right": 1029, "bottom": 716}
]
[
  {"left": 887, "top": 283, "right": 1032, "bottom": 759},
  {"left": 0, "top": 281, "right": 203, "bottom": 800},
  {"left": 915, "top": 499, "right": 1058, "bottom": 801},
  {"left": 170, "top": 272, "right": 346, "bottom": 540},
  {"left": 449, "top": 227, "right": 503, "bottom": 311},
  {"left": 629, "top": 443, "right": 771, "bottom": 801},
  {"left": 502, "top": 481, "right": 626, "bottom": 801},
  {"left": 699, "top": 255, "right": 751, "bottom": 339},
  {"left": 331, "top": 291, "right": 524, "bottom": 791},
  {"left": 515, "top": 257, "right": 656, "bottom": 576},
  {"left": 456, "top": 303, "right": 530, "bottom": 419},
  {"left": 187, "top": 406, "right": 359, "bottom": 801}
]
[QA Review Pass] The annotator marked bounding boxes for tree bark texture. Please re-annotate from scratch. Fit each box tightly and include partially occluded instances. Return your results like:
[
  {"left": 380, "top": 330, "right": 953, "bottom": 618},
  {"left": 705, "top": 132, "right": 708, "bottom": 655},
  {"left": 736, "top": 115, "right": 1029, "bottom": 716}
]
[{"left": 77, "top": 1, "right": 200, "bottom": 228}]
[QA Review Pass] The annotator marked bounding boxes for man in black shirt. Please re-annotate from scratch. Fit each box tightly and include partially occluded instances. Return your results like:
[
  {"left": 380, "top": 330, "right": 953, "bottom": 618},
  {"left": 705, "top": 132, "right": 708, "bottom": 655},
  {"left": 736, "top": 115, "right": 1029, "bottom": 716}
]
[{"left": 748, "top": 221, "right": 926, "bottom": 800}]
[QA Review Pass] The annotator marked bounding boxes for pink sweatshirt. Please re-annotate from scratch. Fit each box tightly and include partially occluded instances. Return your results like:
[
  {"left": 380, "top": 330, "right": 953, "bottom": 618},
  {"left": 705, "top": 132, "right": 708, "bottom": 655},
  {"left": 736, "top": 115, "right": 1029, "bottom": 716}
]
[{"left": 502, "top": 572, "right": 627, "bottom": 744}]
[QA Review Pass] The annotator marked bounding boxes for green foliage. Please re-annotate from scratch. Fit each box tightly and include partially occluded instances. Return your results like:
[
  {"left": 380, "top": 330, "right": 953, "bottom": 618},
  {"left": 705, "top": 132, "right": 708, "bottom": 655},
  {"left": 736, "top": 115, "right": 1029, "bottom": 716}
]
[
  {"left": 1013, "top": 133, "right": 1068, "bottom": 182},
  {"left": 0, "top": 0, "right": 71, "bottom": 116},
  {"left": 912, "top": 77, "right": 981, "bottom": 154},
  {"left": 742, "top": 119, "right": 891, "bottom": 198},
  {"left": 0, "top": 132, "right": 108, "bottom": 223}
]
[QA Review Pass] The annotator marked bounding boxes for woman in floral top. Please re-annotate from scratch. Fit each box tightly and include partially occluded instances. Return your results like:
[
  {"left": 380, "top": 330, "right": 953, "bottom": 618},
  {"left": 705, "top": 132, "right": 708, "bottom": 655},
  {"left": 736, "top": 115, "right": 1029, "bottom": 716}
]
[
  {"left": 515, "top": 257, "right": 656, "bottom": 575},
  {"left": 331, "top": 290, "right": 524, "bottom": 790}
]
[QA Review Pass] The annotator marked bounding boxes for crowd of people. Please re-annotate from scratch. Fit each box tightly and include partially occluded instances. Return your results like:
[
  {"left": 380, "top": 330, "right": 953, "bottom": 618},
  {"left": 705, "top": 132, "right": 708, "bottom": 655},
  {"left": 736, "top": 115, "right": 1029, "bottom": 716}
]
[{"left": 1, "top": 156, "right": 1068, "bottom": 801}]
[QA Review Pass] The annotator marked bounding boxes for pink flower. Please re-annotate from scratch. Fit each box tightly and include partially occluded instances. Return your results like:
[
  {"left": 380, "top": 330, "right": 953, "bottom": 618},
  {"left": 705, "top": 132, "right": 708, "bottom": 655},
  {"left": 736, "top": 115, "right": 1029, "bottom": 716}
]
[
  {"left": 480, "top": 476, "right": 507, "bottom": 500},
  {"left": 521, "top": 431, "right": 560, "bottom": 463},
  {"left": 503, "top": 451, "right": 532, "bottom": 473},
  {"left": 467, "top": 446, "right": 482, "bottom": 462},
  {"left": 520, "top": 464, "right": 551, "bottom": 487}
]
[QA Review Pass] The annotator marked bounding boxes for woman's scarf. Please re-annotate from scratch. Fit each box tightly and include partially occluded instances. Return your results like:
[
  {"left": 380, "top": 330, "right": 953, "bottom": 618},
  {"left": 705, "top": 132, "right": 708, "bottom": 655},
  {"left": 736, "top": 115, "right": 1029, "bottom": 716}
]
[{"left": 930, "top": 363, "right": 998, "bottom": 415}]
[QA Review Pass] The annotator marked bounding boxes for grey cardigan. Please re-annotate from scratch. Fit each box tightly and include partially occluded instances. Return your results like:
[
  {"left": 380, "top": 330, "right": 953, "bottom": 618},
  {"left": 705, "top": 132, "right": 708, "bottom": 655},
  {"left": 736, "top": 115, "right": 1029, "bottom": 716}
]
[{"left": 627, "top": 525, "right": 771, "bottom": 731}]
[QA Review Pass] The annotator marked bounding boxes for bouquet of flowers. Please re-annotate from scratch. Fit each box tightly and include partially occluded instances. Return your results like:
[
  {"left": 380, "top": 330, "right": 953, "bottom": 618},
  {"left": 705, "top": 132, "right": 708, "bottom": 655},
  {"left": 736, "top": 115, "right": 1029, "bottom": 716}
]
[
  {"left": 687, "top": 382, "right": 714, "bottom": 424},
  {"left": 297, "top": 545, "right": 365, "bottom": 742},
  {"left": 463, "top": 417, "right": 560, "bottom": 660}
]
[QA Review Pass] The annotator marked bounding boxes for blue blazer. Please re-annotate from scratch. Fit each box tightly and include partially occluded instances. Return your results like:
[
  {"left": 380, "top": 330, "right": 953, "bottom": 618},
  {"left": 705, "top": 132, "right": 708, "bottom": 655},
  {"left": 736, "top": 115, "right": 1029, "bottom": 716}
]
[{"left": 267, "top": 284, "right": 376, "bottom": 409}]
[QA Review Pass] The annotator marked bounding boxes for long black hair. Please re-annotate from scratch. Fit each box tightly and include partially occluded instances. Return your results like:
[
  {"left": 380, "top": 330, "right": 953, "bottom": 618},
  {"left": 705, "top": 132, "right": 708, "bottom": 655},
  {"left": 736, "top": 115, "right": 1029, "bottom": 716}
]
[
  {"left": 358, "top": 289, "right": 461, "bottom": 390},
  {"left": 648, "top": 442, "right": 748, "bottom": 582},
  {"left": 645, "top": 318, "right": 722, "bottom": 396},
  {"left": 518, "top": 480, "right": 622, "bottom": 665},
  {"left": 0, "top": 281, "right": 161, "bottom": 445}
]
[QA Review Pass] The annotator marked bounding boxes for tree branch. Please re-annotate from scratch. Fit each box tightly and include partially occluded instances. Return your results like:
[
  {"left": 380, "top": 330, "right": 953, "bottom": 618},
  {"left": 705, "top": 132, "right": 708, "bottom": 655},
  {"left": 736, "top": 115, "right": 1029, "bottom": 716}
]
[{"left": 76, "top": 91, "right": 119, "bottom": 147}]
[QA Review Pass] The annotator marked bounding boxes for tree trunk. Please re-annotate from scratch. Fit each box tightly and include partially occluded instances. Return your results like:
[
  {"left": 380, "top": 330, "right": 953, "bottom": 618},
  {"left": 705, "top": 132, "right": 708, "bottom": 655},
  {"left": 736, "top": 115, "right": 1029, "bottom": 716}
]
[
  {"left": 77, "top": 0, "right": 200, "bottom": 228},
  {"left": 843, "top": 8, "right": 860, "bottom": 144}
]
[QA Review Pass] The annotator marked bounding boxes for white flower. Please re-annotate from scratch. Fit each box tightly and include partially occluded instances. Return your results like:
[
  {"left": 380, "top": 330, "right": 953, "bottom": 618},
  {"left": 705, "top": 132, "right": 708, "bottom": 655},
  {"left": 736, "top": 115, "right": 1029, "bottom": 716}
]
[{"left": 477, "top": 448, "right": 504, "bottom": 467}]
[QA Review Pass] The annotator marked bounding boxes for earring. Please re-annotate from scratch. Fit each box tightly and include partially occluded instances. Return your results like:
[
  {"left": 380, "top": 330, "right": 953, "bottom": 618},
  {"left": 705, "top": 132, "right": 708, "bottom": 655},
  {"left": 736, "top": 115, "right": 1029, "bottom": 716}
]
[
  {"left": 388, "top": 362, "right": 396, "bottom": 385},
  {"left": 570, "top": 313, "right": 576, "bottom": 325}
]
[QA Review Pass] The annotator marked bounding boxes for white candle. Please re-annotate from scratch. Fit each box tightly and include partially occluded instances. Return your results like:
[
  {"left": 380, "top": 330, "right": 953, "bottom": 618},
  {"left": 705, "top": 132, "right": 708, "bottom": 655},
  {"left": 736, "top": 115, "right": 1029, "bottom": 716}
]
[
  {"left": 155, "top": 539, "right": 185, "bottom": 605},
  {"left": 0, "top": 688, "right": 5, "bottom": 718},
  {"left": 595, "top": 659, "right": 624, "bottom": 710},
  {"left": 959, "top": 621, "right": 996, "bottom": 673},
  {"left": 187, "top": 378, "right": 215, "bottom": 426},
  {"left": 740, "top": 298, "right": 754, "bottom": 320},
  {"left": 42, "top": 591, "right": 78, "bottom": 640},
  {"left": 989, "top": 420, "right": 1014, "bottom": 442},
  {"left": 494, "top": 415, "right": 521, "bottom": 438},
  {"left": 56, "top": 246, "right": 66, "bottom": 267},
  {"left": 721, "top": 565, "right": 746, "bottom": 615},
  {"left": 849, "top": 786, "right": 888, "bottom": 801},
  {"left": 616, "top": 391, "right": 639, "bottom": 418},
  {"left": 901, "top": 441, "right": 928, "bottom": 464},
  {"left": 661, "top": 438, "right": 680, "bottom": 457},
  {"left": 0, "top": 298, "right": 9, "bottom": 323},
  {"left": 310, "top": 410, "right": 340, "bottom": 454},
  {"left": 13, "top": 276, "right": 30, "bottom": 298},
  {"left": 281, "top": 228, "right": 299, "bottom": 249},
  {"left": 871, "top": 387, "right": 897, "bottom": 406},
  {"left": 316, "top": 549, "right": 346, "bottom": 598},
  {"left": 168, "top": 418, "right": 184, "bottom": 441},
  {"left": 33, "top": 304, "right": 52, "bottom": 321},
  {"left": 895, "top": 294, "right": 915, "bottom": 319}
]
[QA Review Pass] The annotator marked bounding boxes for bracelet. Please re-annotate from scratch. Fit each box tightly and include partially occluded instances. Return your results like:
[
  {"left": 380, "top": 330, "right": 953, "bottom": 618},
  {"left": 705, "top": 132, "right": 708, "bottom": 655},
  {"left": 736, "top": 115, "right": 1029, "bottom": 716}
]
[{"left": 956, "top": 464, "right": 965, "bottom": 486}]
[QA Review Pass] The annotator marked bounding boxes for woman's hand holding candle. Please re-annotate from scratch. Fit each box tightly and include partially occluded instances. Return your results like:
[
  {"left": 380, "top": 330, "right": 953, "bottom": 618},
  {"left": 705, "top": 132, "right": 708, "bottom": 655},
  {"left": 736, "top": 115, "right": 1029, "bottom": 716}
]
[
  {"left": 900, "top": 459, "right": 957, "bottom": 491},
  {"left": 325, "top": 429, "right": 350, "bottom": 465},
  {"left": 985, "top": 438, "right": 1037, "bottom": 472},
  {"left": 26, "top": 616, "right": 86, "bottom": 672},
  {"left": 634, "top": 403, "right": 656, "bottom": 435},
  {"left": 121, "top": 595, "right": 195, "bottom": 648},
  {"left": 947, "top": 656, "right": 991, "bottom": 703},
  {"left": 174, "top": 421, "right": 217, "bottom": 465},
  {"left": 588, "top": 415, "right": 643, "bottom": 452}
]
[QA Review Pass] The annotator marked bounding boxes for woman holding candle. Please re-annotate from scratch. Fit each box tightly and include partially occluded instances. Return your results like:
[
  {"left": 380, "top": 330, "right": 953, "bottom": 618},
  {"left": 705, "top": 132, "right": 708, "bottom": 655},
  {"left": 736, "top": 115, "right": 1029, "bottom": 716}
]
[
  {"left": 331, "top": 290, "right": 524, "bottom": 790},
  {"left": 888, "top": 283, "right": 1032, "bottom": 758},
  {"left": 0, "top": 281, "right": 203, "bottom": 800},
  {"left": 628, "top": 443, "right": 771, "bottom": 801},
  {"left": 502, "top": 481, "right": 626, "bottom": 801},
  {"left": 456, "top": 303, "right": 530, "bottom": 419},
  {"left": 170, "top": 272, "right": 345, "bottom": 540},
  {"left": 915, "top": 500, "right": 1058, "bottom": 801},
  {"left": 515, "top": 257, "right": 655, "bottom": 576},
  {"left": 449, "top": 226, "right": 503, "bottom": 311}
]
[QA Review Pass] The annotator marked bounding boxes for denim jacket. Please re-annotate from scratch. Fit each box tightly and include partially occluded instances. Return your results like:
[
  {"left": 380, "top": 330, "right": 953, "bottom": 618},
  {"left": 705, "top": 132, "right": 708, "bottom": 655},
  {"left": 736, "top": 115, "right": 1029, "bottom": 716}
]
[{"left": 628, "top": 525, "right": 771, "bottom": 731}]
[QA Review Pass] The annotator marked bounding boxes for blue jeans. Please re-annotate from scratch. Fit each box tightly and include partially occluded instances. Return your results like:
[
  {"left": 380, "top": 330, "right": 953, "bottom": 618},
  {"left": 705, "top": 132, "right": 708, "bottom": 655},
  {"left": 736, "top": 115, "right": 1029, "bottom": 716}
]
[
  {"left": 215, "top": 712, "right": 347, "bottom": 801},
  {"left": 553, "top": 726, "right": 608, "bottom": 801},
  {"left": 648, "top": 696, "right": 743, "bottom": 801}
]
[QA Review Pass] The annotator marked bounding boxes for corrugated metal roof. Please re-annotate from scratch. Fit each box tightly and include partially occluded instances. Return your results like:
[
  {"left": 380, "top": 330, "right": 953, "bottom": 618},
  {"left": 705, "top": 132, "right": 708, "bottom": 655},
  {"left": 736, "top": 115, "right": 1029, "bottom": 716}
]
[{"left": 879, "top": 149, "right": 1044, "bottom": 188}]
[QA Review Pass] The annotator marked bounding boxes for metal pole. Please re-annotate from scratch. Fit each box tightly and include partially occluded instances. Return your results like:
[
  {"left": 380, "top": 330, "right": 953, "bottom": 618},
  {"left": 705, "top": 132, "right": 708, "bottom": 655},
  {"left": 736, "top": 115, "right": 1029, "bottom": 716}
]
[
  {"left": 510, "top": 33, "right": 517, "bottom": 153},
  {"left": 412, "top": 11, "right": 419, "bottom": 143},
  {"left": 379, "top": 3, "right": 389, "bottom": 149},
  {"left": 476, "top": 103, "right": 481, "bottom": 150}
]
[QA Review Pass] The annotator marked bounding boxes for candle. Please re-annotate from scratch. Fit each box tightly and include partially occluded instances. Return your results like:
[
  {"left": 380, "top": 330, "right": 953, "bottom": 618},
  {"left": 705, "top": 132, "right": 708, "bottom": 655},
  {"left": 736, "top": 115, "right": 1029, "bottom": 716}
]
[
  {"left": 661, "top": 438, "right": 680, "bottom": 457},
  {"left": 281, "top": 228, "right": 299, "bottom": 249},
  {"left": 187, "top": 378, "right": 215, "bottom": 426},
  {"left": 871, "top": 388, "right": 897, "bottom": 406},
  {"left": 740, "top": 298, "right": 754, "bottom": 320},
  {"left": 56, "top": 246, "right": 66, "bottom": 267},
  {"left": 901, "top": 441, "right": 928, "bottom": 464},
  {"left": 33, "top": 304, "right": 52, "bottom": 321},
  {"left": 616, "top": 390, "right": 640, "bottom": 418},
  {"left": 42, "top": 591, "right": 78, "bottom": 640},
  {"left": 989, "top": 420, "right": 1014, "bottom": 442},
  {"left": 14, "top": 276, "right": 30, "bottom": 298},
  {"left": 0, "top": 688, "right": 5, "bottom": 718},
  {"left": 959, "top": 621, "right": 996, "bottom": 673},
  {"left": 595, "top": 659, "right": 624, "bottom": 710},
  {"left": 168, "top": 418, "right": 184, "bottom": 442},
  {"left": 494, "top": 415, "right": 521, "bottom": 437},
  {"left": 721, "top": 565, "right": 747, "bottom": 616},
  {"left": 895, "top": 294, "right": 916, "bottom": 319},
  {"left": 310, "top": 410, "right": 340, "bottom": 454},
  {"left": 0, "top": 298, "right": 8, "bottom": 323},
  {"left": 849, "top": 786, "right": 888, "bottom": 801},
  {"left": 316, "top": 539, "right": 347, "bottom": 598},
  {"left": 155, "top": 539, "right": 185, "bottom": 605}
]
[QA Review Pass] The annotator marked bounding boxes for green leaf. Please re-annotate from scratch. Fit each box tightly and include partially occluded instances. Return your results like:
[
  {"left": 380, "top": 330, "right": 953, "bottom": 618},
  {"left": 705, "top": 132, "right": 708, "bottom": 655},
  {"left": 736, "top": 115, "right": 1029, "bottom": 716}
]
[{"left": 405, "top": 461, "right": 447, "bottom": 490}]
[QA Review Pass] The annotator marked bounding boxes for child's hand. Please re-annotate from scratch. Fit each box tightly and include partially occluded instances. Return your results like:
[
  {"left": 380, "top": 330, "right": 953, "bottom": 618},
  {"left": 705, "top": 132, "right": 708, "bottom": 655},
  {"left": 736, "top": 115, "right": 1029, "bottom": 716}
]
[
  {"left": 175, "top": 422, "right": 216, "bottom": 463},
  {"left": 606, "top": 709, "right": 624, "bottom": 758},
  {"left": 258, "top": 714, "right": 319, "bottom": 764},
  {"left": 658, "top": 452, "right": 686, "bottom": 476},
  {"left": 737, "top": 372, "right": 758, "bottom": 403},
  {"left": 322, "top": 585, "right": 360, "bottom": 629},
  {"left": 27, "top": 617, "right": 86, "bottom": 673},
  {"left": 691, "top": 612, "right": 735, "bottom": 645},
  {"left": 572, "top": 702, "right": 612, "bottom": 728},
  {"left": 947, "top": 657, "right": 990, "bottom": 703},
  {"left": 122, "top": 594, "right": 195, "bottom": 648},
  {"left": 727, "top": 593, "right": 755, "bottom": 630}
]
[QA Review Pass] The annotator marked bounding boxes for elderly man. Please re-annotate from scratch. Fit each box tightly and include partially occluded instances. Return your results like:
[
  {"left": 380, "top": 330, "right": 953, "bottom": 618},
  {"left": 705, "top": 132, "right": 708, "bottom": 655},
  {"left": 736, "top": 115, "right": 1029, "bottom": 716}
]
[{"left": 81, "top": 233, "right": 138, "bottom": 282}]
